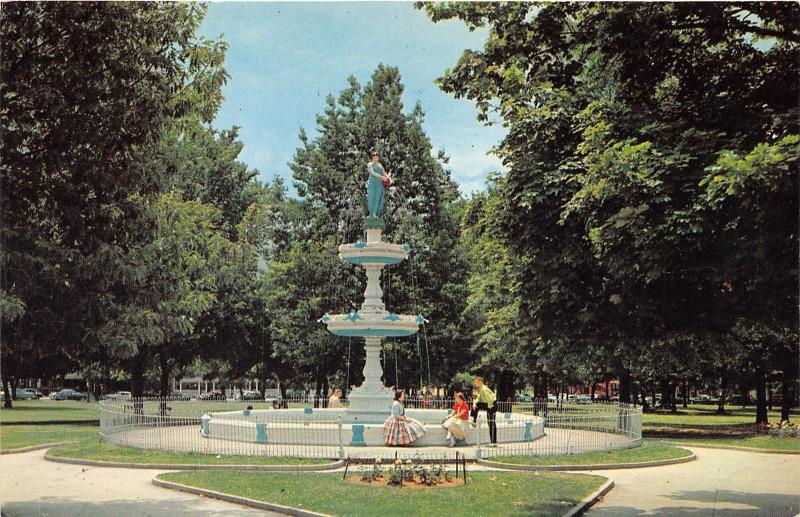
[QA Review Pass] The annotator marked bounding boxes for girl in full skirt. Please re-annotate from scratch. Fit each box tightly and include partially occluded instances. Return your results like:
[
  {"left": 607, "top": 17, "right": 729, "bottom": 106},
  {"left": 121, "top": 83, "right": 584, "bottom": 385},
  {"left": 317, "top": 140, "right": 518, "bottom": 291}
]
[{"left": 384, "top": 390, "right": 426, "bottom": 446}]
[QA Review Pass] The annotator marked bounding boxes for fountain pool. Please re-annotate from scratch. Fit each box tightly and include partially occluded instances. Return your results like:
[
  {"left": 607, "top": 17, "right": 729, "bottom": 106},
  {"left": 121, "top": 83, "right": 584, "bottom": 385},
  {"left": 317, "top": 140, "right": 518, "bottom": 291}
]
[{"left": 201, "top": 407, "right": 545, "bottom": 447}]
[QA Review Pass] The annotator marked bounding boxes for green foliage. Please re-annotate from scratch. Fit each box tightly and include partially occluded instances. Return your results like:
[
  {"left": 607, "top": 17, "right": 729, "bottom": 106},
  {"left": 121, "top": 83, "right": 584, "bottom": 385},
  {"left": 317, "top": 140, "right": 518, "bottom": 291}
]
[
  {"left": 423, "top": 2, "right": 799, "bottom": 415},
  {"left": 272, "top": 65, "right": 470, "bottom": 394},
  {"left": 0, "top": 3, "right": 229, "bottom": 400}
]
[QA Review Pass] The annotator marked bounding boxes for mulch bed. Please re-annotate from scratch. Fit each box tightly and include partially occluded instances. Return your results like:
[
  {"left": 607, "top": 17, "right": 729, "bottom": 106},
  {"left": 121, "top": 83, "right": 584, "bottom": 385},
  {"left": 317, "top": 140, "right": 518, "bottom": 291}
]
[{"left": 345, "top": 475, "right": 465, "bottom": 489}]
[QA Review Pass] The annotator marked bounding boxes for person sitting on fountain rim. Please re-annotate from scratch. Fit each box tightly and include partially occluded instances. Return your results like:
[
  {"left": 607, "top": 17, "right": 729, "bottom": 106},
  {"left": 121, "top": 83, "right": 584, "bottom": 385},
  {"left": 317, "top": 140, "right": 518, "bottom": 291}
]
[
  {"left": 470, "top": 376, "right": 498, "bottom": 446},
  {"left": 328, "top": 388, "right": 343, "bottom": 408},
  {"left": 442, "top": 392, "right": 469, "bottom": 447},
  {"left": 383, "top": 390, "right": 426, "bottom": 446}
]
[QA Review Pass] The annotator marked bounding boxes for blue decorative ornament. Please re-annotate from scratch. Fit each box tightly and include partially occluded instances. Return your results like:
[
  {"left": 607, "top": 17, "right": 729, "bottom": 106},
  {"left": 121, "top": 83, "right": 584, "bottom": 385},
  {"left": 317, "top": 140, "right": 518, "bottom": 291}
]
[
  {"left": 524, "top": 421, "right": 534, "bottom": 442},
  {"left": 416, "top": 314, "right": 428, "bottom": 324},
  {"left": 384, "top": 313, "right": 401, "bottom": 321},
  {"left": 353, "top": 240, "right": 367, "bottom": 249},
  {"left": 345, "top": 311, "right": 363, "bottom": 322},
  {"left": 402, "top": 243, "right": 411, "bottom": 253}
]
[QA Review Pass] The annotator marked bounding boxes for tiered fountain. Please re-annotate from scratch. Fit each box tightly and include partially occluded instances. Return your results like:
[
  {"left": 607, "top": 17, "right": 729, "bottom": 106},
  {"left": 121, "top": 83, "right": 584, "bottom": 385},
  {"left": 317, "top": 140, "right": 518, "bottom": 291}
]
[
  {"left": 200, "top": 170, "right": 545, "bottom": 449},
  {"left": 320, "top": 215, "right": 422, "bottom": 423}
]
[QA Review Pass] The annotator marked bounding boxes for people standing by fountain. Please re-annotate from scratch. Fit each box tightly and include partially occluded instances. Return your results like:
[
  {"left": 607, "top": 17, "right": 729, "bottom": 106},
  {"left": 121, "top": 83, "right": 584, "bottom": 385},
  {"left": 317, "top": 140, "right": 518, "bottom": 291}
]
[
  {"left": 384, "top": 390, "right": 426, "bottom": 446},
  {"left": 470, "top": 376, "right": 498, "bottom": 446},
  {"left": 328, "top": 388, "right": 343, "bottom": 408},
  {"left": 442, "top": 392, "right": 469, "bottom": 447}
]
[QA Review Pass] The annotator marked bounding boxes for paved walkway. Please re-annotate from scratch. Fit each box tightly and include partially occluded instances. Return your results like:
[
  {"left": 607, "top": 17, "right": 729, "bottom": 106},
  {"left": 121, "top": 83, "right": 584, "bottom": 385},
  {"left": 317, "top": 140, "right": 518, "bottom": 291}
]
[
  {"left": 0, "top": 450, "right": 275, "bottom": 517},
  {"left": 2, "top": 445, "right": 797, "bottom": 516},
  {"left": 586, "top": 446, "right": 800, "bottom": 516}
]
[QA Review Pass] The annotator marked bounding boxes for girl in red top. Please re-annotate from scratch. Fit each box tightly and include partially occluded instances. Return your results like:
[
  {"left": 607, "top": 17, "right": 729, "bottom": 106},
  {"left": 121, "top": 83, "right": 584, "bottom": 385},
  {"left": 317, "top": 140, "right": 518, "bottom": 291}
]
[{"left": 442, "top": 392, "right": 469, "bottom": 447}]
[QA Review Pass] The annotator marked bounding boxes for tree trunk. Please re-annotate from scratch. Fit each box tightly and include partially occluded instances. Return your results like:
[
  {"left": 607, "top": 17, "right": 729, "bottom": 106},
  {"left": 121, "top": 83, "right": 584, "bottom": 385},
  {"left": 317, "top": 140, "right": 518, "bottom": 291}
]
[
  {"left": 279, "top": 381, "right": 289, "bottom": 409},
  {"left": 781, "top": 369, "right": 792, "bottom": 422},
  {"left": 2, "top": 374, "right": 11, "bottom": 409},
  {"left": 158, "top": 355, "right": 172, "bottom": 398},
  {"left": 682, "top": 379, "right": 689, "bottom": 409},
  {"left": 130, "top": 353, "right": 146, "bottom": 398},
  {"left": 717, "top": 376, "right": 727, "bottom": 414},
  {"left": 314, "top": 375, "right": 322, "bottom": 408},
  {"left": 619, "top": 370, "right": 631, "bottom": 404},
  {"left": 659, "top": 378, "right": 672, "bottom": 410},
  {"left": 755, "top": 369, "right": 768, "bottom": 424},
  {"left": 605, "top": 381, "right": 611, "bottom": 402},
  {"left": 11, "top": 378, "right": 17, "bottom": 400},
  {"left": 590, "top": 383, "right": 595, "bottom": 401}
]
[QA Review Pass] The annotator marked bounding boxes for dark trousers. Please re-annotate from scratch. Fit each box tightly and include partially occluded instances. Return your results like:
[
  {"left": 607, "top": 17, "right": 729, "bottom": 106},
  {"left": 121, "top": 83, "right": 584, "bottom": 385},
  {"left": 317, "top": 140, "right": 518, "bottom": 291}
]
[{"left": 470, "top": 402, "right": 497, "bottom": 443}]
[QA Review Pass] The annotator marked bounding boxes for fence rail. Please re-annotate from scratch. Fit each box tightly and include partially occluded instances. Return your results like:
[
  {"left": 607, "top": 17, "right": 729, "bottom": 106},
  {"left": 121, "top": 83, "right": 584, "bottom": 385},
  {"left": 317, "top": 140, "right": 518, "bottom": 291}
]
[
  {"left": 100, "top": 399, "right": 344, "bottom": 460},
  {"left": 99, "top": 398, "right": 641, "bottom": 460}
]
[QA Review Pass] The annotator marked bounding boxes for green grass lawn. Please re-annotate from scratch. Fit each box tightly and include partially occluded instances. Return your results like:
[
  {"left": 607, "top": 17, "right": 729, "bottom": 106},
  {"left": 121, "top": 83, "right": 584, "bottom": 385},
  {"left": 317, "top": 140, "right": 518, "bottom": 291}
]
[
  {"left": 47, "top": 436, "right": 328, "bottom": 465},
  {"left": 667, "top": 435, "right": 800, "bottom": 452},
  {"left": 490, "top": 440, "right": 692, "bottom": 466},
  {"left": 156, "top": 471, "right": 606, "bottom": 517},
  {"left": 642, "top": 405, "right": 795, "bottom": 427},
  {"left": 641, "top": 405, "right": 800, "bottom": 441},
  {"left": 0, "top": 401, "right": 99, "bottom": 423},
  {"left": 0, "top": 423, "right": 98, "bottom": 450}
]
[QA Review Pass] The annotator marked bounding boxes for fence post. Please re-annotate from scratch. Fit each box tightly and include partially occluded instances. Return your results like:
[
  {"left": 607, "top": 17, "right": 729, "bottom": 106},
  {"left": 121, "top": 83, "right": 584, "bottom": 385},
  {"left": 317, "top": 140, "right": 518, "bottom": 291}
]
[
  {"left": 338, "top": 417, "right": 344, "bottom": 460},
  {"left": 475, "top": 417, "right": 482, "bottom": 459}
]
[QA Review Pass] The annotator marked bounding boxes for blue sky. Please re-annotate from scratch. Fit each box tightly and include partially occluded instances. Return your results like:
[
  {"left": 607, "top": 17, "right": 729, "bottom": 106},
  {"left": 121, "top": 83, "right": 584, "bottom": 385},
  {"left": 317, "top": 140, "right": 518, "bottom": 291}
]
[{"left": 199, "top": 2, "right": 506, "bottom": 195}]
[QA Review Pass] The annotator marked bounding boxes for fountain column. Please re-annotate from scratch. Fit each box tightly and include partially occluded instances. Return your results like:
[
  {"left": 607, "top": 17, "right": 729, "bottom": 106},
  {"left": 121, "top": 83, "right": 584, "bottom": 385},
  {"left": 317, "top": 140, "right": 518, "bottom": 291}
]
[{"left": 321, "top": 214, "right": 422, "bottom": 423}]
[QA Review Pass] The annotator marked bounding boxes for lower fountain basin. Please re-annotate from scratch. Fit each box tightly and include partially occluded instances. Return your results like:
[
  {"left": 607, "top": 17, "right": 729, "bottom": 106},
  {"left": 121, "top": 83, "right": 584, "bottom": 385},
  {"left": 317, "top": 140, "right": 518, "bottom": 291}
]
[
  {"left": 321, "top": 312, "right": 421, "bottom": 337},
  {"left": 201, "top": 408, "right": 545, "bottom": 447}
]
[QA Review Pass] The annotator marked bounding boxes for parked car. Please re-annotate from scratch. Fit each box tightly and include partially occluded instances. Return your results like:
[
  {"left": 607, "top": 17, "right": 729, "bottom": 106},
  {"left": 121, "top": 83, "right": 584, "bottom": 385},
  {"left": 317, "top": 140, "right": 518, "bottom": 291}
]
[
  {"left": 20, "top": 388, "right": 42, "bottom": 399},
  {"left": 50, "top": 389, "right": 87, "bottom": 401},
  {"left": 2, "top": 389, "right": 36, "bottom": 400},
  {"left": 574, "top": 395, "right": 593, "bottom": 404},
  {"left": 691, "top": 394, "right": 714, "bottom": 404},
  {"left": 198, "top": 391, "right": 226, "bottom": 401},
  {"left": 234, "top": 390, "right": 263, "bottom": 401},
  {"left": 104, "top": 391, "right": 132, "bottom": 401},
  {"left": 515, "top": 394, "right": 533, "bottom": 403}
]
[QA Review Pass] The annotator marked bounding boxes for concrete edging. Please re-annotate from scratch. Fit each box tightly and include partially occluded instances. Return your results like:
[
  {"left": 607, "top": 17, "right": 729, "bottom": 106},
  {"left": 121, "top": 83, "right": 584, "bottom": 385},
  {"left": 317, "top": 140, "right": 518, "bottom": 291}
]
[
  {"left": 477, "top": 451, "right": 696, "bottom": 471},
  {"left": 0, "top": 419, "right": 99, "bottom": 426},
  {"left": 44, "top": 452, "right": 345, "bottom": 471},
  {"left": 152, "top": 476, "right": 331, "bottom": 517},
  {"left": 0, "top": 442, "right": 69, "bottom": 455},
  {"left": 561, "top": 479, "right": 615, "bottom": 517},
  {"left": 663, "top": 441, "right": 800, "bottom": 455}
]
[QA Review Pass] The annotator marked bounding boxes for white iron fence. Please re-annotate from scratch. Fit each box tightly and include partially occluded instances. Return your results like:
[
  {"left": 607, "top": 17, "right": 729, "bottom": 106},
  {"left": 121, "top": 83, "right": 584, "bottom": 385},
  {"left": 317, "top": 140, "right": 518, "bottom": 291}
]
[{"left": 99, "top": 398, "right": 641, "bottom": 460}]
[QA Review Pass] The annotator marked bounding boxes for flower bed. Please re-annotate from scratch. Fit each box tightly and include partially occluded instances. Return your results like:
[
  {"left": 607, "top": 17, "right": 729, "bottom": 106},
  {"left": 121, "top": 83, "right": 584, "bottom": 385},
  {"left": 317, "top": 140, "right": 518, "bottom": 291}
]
[
  {"left": 352, "top": 458, "right": 463, "bottom": 488},
  {"left": 757, "top": 421, "right": 799, "bottom": 438}
]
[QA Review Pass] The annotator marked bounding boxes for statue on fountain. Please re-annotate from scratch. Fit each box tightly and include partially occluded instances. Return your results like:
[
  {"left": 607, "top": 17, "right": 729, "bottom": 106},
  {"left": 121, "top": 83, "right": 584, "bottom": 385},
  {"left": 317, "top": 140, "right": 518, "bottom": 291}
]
[{"left": 366, "top": 150, "right": 390, "bottom": 227}]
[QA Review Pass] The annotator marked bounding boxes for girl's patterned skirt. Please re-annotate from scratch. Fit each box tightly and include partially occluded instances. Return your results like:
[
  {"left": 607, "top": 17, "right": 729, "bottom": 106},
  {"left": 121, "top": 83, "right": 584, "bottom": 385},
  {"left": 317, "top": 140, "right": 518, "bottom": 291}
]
[{"left": 383, "top": 416, "right": 426, "bottom": 445}]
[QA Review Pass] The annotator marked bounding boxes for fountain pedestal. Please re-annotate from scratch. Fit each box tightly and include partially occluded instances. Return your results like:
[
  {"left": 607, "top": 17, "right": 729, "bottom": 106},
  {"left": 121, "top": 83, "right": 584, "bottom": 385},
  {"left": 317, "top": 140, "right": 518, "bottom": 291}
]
[
  {"left": 345, "top": 336, "right": 394, "bottom": 423},
  {"left": 321, "top": 220, "right": 422, "bottom": 424}
]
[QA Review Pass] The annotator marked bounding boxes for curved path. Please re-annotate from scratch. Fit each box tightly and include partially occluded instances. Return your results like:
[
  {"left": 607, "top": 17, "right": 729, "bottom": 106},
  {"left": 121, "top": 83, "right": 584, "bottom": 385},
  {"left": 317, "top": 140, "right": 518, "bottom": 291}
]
[
  {"left": 2, "top": 445, "right": 797, "bottom": 516},
  {"left": 0, "top": 449, "right": 275, "bottom": 516},
  {"left": 585, "top": 446, "right": 800, "bottom": 516}
]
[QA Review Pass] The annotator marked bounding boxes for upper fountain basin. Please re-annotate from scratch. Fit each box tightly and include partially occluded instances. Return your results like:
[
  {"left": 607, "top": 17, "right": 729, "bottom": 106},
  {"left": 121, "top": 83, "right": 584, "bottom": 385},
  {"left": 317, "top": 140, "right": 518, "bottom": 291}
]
[
  {"left": 321, "top": 311, "right": 422, "bottom": 337},
  {"left": 338, "top": 241, "right": 410, "bottom": 266}
]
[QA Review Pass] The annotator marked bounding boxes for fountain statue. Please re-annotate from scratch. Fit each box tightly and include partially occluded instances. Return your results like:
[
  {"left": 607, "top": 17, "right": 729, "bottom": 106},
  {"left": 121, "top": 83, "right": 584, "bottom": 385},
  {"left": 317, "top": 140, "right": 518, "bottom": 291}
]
[{"left": 320, "top": 157, "right": 422, "bottom": 423}]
